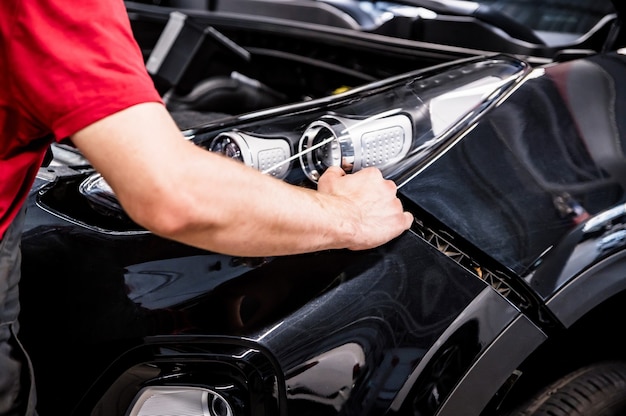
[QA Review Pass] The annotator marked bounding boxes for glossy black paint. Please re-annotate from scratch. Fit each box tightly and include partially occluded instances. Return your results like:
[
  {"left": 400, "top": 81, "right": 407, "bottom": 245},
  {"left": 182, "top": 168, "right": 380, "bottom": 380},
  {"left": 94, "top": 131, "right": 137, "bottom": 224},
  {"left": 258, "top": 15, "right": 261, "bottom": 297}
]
[
  {"left": 521, "top": 54, "right": 626, "bottom": 299},
  {"left": 402, "top": 52, "right": 626, "bottom": 292},
  {"left": 254, "top": 233, "right": 493, "bottom": 416},
  {"left": 432, "top": 307, "right": 546, "bottom": 416},
  {"left": 396, "top": 51, "right": 626, "bottom": 415},
  {"left": 20, "top": 179, "right": 499, "bottom": 414},
  {"left": 83, "top": 337, "right": 286, "bottom": 416}
]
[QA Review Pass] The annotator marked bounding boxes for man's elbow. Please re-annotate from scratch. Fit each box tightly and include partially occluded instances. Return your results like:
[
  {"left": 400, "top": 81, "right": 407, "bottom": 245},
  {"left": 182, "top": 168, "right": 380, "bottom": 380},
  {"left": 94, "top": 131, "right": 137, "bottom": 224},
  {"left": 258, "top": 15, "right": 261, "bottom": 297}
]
[{"left": 121, "top": 193, "right": 202, "bottom": 240}]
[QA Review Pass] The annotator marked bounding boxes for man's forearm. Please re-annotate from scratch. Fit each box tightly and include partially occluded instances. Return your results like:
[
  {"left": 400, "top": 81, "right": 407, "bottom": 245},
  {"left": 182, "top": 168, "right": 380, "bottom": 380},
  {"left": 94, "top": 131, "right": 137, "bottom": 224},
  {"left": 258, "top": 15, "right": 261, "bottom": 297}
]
[{"left": 71, "top": 102, "right": 413, "bottom": 256}]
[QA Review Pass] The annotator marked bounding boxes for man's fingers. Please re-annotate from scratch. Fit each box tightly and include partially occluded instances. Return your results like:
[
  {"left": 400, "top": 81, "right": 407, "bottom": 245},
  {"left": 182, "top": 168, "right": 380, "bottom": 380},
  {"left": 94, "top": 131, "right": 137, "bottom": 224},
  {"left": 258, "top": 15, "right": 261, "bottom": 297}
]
[
  {"left": 321, "top": 166, "right": 346, "bottom": 178},
  {"left": 403, "top": 211, "right": 414, "bottom": 228}
]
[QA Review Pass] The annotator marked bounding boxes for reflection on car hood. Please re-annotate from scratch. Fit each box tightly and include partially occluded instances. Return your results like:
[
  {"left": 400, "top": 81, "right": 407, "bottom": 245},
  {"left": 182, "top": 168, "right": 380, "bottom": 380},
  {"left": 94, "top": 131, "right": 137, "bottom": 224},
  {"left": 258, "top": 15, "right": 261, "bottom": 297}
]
[{"left": 401, "top": 51, "right": 626, "bottom": 278}]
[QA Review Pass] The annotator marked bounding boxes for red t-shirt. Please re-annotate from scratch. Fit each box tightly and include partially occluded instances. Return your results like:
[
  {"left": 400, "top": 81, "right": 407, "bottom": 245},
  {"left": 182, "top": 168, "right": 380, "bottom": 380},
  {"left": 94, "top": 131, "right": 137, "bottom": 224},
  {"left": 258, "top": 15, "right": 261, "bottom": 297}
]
[{"left": 0, "top": 0, "right": 162, "bottom": 239}]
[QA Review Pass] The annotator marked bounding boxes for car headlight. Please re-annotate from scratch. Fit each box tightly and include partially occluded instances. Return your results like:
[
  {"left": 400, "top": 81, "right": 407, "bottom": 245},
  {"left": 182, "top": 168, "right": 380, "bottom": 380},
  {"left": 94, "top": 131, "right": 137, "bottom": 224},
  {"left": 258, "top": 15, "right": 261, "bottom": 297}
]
[
  {"left": 298, "top": 112, "right": 413, "bottom": 181},
  {"left": 128, "top": 386, "right": 233, "bottom": 416},
  {"left": 78, "top": 171, "right": 124, "bottom": 215},
  {"left": 205, "top": 55, "right": 530, "bottom": 187},
  {"left": 73, "top": 56, "right": 529, "bottom": 227},
  {"left": 208, "top": 131, "right": 292, "bottom": 179}
]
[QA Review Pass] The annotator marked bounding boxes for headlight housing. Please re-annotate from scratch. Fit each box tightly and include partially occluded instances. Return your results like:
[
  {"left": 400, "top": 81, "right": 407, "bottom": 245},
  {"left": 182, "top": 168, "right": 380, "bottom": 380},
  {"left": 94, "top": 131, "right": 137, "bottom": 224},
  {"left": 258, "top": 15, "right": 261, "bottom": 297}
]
[
  {"left": 299, "top": 112, "right": 413, "bottom": 181},
  {"left": 203, "top": 55, "right": 529, "bottom": 187},
  {"left": 73, "top": 55, "right": 529, "bottom": 222},
  {"left": 209, "top": 131, "right": 292, "bottom": 179}
]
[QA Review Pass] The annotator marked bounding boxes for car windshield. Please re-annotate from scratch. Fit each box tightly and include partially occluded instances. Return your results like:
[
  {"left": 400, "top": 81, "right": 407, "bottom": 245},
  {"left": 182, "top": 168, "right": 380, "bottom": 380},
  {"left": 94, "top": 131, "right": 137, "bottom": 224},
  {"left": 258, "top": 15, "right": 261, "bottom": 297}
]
[
  {"left": 380, "top": 0, "right": 617, "bottom": 49},
  {"left": 137, "top": 0, "right": 616, "bottom": 35},
  {"left": 470, "top": 0, "right": 615, "bottom": 43},
  {"left": 154, "top": 0, "right": 617, "bottom": 57},
  {"left": 475, "top": 0, "right": 614, "bottom": 33}
]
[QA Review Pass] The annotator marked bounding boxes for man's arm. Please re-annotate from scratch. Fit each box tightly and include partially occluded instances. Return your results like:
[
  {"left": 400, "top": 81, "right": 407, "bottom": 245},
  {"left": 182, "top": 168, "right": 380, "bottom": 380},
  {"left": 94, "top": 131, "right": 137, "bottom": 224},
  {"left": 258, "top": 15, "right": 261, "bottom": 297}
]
[{"left": 71, "top": 102, "right": 413, "bottom": 257}]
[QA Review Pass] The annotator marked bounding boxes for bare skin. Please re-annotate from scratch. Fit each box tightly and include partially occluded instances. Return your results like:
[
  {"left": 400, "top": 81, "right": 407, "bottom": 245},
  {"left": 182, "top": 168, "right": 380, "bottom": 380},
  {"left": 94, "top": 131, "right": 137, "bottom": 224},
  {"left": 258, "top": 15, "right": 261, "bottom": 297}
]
[{"left": 71, "top": 102, "right": 414, "bottom": 257}]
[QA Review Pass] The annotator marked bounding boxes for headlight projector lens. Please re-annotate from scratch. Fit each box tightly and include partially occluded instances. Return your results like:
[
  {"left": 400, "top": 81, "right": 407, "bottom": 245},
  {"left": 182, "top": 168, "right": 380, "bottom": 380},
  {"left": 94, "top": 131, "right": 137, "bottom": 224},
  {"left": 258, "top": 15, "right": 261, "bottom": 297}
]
[{"left": 299, "top": 113, "right": 413, "bottom": 182}]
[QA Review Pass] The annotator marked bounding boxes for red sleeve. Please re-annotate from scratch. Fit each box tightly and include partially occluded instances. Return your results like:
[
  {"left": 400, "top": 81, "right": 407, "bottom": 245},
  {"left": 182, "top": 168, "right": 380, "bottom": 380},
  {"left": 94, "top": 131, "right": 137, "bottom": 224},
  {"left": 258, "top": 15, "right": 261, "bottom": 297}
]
[{"left": 7, "top": 0, "right": 163, "bottom": 140}]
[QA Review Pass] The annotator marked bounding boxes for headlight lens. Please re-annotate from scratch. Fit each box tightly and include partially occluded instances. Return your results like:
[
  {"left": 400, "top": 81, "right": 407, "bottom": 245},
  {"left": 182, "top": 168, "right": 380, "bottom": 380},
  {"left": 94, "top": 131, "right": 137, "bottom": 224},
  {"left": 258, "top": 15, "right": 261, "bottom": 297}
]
[
  {"left": 205, "top": 55, "right": 529, "bottom": 186},
  {"left": 78, "top": 171, "right": 124, "bottom": 216},
  {"left": 209, "top": 131, "right": 292, "bottom": 179},
  {"left": 209, "top": 134, "right": 243, "bottom": 161},
  {"left": 128, "top": 386, "right": 233, "bottom": 416},
  {"left": 299, "top": 112, "right": 413, "bottom": 181}
]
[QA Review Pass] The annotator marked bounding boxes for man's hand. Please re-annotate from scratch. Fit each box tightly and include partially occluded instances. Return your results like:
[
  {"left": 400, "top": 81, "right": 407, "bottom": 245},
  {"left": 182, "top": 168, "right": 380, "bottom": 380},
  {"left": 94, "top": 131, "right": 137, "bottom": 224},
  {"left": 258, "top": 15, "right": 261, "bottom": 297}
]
[{"left": 317, "top": 166, "right": 414, "bottom": 250}]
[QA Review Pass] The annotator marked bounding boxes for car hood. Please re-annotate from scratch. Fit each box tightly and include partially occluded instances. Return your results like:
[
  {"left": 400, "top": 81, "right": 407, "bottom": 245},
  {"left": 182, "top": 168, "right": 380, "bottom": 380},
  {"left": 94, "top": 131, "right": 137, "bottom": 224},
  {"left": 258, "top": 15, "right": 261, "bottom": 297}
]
[{"left": 401, "top": 52, "right": 626, "bottom": 293}]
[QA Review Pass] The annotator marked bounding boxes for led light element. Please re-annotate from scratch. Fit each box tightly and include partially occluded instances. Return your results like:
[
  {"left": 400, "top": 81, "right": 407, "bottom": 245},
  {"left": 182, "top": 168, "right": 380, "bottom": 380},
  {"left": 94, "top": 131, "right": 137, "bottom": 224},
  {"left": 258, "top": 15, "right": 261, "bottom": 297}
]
[
  {"left": 298, "top": 112, "right": 413, "bottom": 181},
  {"left": 209, "top": 131, "right": 292, "bottom": 179}
]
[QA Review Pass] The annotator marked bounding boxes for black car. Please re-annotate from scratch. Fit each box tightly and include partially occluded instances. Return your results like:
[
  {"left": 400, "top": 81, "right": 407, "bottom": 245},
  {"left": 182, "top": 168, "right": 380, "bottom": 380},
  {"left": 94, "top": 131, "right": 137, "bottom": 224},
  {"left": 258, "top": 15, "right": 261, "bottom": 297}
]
[{"left": 18, "top": 1, "right": 626, "bottom": 415}]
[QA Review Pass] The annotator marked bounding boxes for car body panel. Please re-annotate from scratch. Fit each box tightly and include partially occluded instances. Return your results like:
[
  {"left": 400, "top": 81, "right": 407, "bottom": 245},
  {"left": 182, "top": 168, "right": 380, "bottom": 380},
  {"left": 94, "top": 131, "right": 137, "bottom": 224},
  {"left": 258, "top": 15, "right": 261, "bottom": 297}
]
[
  {"left": 402, "top": 52, "right": 626, "bottom": 286},
  {"left": 434, "top": 314, "right": 546, "bottom": 416},
  {"left": 19, "top": 192, "right": 517, "bottom": 414}
]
